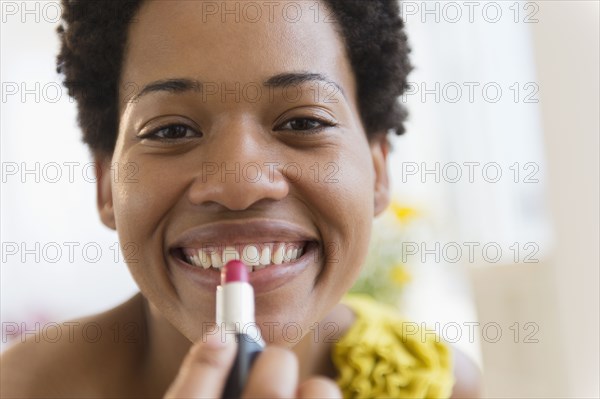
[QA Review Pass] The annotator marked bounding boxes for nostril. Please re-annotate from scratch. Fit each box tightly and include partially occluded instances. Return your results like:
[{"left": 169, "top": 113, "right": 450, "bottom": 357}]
[{"left": 187, "top": 163, "right": 290, "bottom": 211}]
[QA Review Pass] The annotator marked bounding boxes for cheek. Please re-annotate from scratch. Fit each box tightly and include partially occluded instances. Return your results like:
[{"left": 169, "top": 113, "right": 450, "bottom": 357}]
[
  {"left": 296, "top": 143, "right": 375, "bottom": 284},
  {"left": 110, "top": 121, "right": 186, "bottom": 246},
  {"left": 110, "top": 156, "right": 199, "bottom": 325},
  {"left": 335, "top": 161, "right": 374, "bottom": 267},
  {"left": 112, "top": 157, "right": 183, "bottom": 232}
]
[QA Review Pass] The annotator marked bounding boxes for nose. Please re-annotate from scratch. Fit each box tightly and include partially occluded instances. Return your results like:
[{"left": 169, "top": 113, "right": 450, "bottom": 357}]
[{"left": 187, "top": 122, "right": 289, "bottom": 211}]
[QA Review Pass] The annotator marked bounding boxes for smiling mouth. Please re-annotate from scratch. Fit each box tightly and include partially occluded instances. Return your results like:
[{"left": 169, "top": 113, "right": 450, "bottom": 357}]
[{"left": 173, "top": 241, "right": 317, "bottom": 272}]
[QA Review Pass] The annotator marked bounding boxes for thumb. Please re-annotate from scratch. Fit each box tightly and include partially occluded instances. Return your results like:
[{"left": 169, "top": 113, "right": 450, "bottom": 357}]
[{"left": 164, "top": 332, "right": 237, "bottom": 398}]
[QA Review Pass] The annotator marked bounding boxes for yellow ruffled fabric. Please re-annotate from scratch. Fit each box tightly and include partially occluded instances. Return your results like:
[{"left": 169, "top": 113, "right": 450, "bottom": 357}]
[{"left": 332, "top": 294, "right": 455, "bottom": 399}]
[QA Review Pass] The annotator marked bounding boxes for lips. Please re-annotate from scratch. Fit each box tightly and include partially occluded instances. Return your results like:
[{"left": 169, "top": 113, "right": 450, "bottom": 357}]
[{"left": 168, "top": 219, "right": 321, "bottom": 292}]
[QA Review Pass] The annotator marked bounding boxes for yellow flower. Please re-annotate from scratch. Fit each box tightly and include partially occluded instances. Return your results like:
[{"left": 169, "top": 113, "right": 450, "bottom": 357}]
[
  {"left": 390, "top": 264, "right": 411, "bottom": 286},
  {"left": 388, "top": 201, "right": 419, "bottom": 224}
]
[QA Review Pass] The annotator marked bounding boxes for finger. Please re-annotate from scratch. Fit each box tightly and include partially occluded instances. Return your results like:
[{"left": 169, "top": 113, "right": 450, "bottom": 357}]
[
  {"left": 242, "top": 346, "right": 298, "bottom": 399},
  {"left": 164, "top": 333, "right": 236, "bottom": 399},
  {"left": 297, "top": 377, "right": 342, "bottom": 399}
]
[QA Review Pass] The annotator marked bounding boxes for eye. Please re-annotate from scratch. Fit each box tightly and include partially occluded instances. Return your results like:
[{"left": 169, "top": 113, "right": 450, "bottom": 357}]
[
  {"left": 277, "top": 117, "right": 337, "bottom": 133},
  {"left": 140, "top": 124, "right": 201, "bottom": 140}
]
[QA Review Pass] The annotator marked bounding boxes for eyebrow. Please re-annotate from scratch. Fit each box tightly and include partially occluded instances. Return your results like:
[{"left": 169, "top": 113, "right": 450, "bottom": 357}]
[
  {"left": 131, "top": 72, "right": 346, "bottom": 102},
  {"left": 264, "top": 73, "right": 346, "bottom": 99},
  {"left": 133, "top": 79, "right": 201, "bottom": 100}
]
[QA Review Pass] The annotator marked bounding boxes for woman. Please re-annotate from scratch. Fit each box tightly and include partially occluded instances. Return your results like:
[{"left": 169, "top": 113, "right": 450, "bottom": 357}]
[{"left": 1, "top": 1, "right": 479, "bottom": 397}]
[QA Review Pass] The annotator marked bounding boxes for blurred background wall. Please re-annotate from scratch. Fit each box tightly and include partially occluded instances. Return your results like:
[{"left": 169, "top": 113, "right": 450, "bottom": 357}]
[{"left": 1, "top": 1, "right": 598, "bottom": 397}]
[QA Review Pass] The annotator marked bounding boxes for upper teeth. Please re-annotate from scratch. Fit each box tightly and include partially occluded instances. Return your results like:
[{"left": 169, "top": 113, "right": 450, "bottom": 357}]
[{"left": 183, "top": 243, "right": 304, "bottom": 271}]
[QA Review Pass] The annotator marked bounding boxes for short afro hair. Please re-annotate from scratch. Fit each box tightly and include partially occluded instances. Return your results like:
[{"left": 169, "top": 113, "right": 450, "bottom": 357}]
[{"left": 56, "top": 0, "right": 412, "bottom": 156}]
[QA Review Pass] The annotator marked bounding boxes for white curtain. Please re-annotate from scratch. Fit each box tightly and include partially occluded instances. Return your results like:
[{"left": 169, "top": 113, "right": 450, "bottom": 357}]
[{"left": 388, "top": 0, "right": 550, "bottom": 363}]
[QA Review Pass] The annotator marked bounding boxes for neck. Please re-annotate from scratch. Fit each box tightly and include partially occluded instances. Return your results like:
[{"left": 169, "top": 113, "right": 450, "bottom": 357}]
[
  {"left": 134, "top": 295, "right": 353, "bottom": 395},
  {"left": 293, "top": 302, "right": 355, "bottom": 381},
  {"left": 137, "top": 296, "right": 192, "bottom": 396}
]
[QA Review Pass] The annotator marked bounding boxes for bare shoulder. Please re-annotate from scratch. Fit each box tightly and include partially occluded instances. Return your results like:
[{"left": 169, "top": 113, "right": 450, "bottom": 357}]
[
  {"left": 0, "top": 294, "right": 146, "bottom": 398},
  {"left": 0, "top": 322, "right": 91, "bottom": 398}
]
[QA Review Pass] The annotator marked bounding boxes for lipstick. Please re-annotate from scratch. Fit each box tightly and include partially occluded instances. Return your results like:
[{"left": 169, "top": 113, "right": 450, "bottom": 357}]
[{"left": 216, "top": 260, "right": 264, "bottom": 398}]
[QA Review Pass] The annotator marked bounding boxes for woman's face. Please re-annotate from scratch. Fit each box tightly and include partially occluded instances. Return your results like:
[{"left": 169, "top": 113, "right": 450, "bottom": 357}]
[{"left": 99, "top": 0, "right": 389, "bottom": 344}]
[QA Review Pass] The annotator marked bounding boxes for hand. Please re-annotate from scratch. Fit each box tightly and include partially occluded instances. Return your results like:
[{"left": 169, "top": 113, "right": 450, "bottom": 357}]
[{"left": 164, "top": 333, "right": 342, "bottom": 398}]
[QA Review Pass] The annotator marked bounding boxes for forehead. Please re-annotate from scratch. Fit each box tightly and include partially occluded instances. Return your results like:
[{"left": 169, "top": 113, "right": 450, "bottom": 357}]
[{"left": 121, "top": 0, "right": 355, "bottom": 98}]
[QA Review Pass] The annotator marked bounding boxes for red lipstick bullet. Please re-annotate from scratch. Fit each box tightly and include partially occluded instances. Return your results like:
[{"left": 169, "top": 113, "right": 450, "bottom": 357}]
[{"left": 217, "top": 260, "right": 264, "bottom": 398}]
